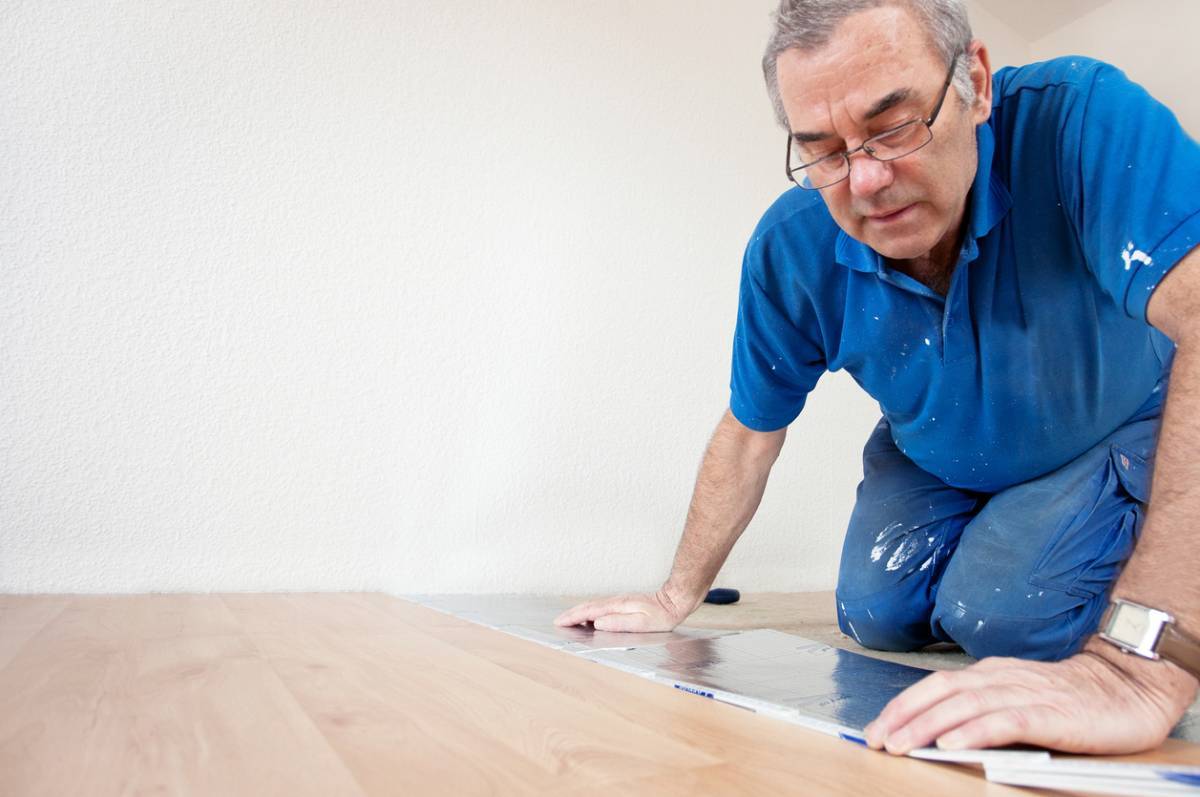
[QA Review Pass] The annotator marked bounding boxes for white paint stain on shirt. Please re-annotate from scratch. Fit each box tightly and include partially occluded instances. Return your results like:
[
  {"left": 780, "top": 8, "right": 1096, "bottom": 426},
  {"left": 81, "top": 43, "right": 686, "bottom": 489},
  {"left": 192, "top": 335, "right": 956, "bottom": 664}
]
[{"left": 1121, "top": 241, "right": 1153, "bottom": 272}]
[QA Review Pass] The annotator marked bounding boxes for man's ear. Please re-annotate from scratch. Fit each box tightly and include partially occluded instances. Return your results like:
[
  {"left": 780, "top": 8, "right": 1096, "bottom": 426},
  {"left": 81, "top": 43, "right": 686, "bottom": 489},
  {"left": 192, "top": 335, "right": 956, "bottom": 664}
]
[{"left": 968, "top": 39, "right": 993, "bottom": 125}]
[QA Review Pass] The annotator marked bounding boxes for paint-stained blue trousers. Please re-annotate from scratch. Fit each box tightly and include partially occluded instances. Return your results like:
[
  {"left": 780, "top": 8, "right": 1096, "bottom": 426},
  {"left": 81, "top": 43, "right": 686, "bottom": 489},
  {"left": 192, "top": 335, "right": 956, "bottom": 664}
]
[{"left": 835, "top": 399, "right": 1162, "bottom": 662}]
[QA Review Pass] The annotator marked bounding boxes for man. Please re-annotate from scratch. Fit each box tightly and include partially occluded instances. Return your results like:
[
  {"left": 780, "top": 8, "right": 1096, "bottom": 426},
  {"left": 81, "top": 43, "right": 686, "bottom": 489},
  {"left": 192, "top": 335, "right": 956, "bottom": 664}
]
[{"left": 556, "top": 0, "right": 1200, "bottom": 754}]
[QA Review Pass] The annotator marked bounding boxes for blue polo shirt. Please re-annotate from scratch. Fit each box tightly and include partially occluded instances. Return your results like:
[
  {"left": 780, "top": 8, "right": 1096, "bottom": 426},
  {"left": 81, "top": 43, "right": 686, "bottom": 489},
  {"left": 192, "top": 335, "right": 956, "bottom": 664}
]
[{"left": 729, "top": 56, "right": 1200, "bottom": 492}]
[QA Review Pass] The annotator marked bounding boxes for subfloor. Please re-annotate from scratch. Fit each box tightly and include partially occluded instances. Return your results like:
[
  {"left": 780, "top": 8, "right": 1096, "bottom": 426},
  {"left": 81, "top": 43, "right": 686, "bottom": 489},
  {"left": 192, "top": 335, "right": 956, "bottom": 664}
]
[{"left": 672, "top": 589, "right": 974, "bottom": 671}]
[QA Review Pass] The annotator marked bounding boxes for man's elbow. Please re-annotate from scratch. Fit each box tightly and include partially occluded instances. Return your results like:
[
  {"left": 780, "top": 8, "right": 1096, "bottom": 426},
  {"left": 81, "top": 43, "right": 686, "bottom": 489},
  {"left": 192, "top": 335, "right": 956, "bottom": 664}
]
[
  {"left": 1146, "top": 247, "right": 1200, "bottom": 343},
  {"left": 721, "top": 408, "right": 788, "bottom": 465}
]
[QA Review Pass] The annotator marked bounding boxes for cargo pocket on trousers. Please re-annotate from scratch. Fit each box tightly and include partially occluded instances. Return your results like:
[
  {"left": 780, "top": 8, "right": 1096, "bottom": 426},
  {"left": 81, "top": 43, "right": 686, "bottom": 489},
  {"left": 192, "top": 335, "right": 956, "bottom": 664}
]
[{"left": 1028, "top": 443, "right": 1150, "bottom": 599}]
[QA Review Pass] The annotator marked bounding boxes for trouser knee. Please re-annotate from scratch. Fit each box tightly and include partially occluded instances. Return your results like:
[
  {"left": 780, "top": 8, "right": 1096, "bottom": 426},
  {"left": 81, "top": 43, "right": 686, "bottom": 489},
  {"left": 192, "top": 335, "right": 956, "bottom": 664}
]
[
  {"left": 932, "top": 590, "right": 1107, "bottom": 661},
  {"left": 836, "top": 592, "right": 936, "bottom": 653}
]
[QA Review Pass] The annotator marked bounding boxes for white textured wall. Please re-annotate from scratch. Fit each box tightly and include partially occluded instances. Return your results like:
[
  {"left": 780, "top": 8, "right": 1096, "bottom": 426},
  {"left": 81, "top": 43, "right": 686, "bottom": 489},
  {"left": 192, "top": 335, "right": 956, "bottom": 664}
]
[
  {"left": 0, "top": 0, "right": 826, "bottom": 594},
  {"left": 0, "top": 2, "right": 1163, "bottom": 596},
  {"left": 1028, "top": 0, "right": 1199, "bottom": 137},
  {"left": 968, "top": 2, "right": 1030, "bottom": 71}
]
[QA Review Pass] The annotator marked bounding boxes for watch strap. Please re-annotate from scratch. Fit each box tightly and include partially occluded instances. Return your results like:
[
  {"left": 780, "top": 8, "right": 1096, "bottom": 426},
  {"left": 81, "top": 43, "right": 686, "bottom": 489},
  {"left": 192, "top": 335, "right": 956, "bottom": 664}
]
[{"left": 1159, "top": 624, "right": 1200, "bottom": 681}]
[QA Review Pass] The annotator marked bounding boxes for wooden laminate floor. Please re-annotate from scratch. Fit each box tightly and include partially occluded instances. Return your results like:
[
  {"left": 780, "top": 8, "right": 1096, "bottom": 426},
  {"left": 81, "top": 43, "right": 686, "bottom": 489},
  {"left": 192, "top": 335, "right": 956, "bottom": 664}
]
[{"left": 1, "top": 593, "right": 1197, "bottom": 796}]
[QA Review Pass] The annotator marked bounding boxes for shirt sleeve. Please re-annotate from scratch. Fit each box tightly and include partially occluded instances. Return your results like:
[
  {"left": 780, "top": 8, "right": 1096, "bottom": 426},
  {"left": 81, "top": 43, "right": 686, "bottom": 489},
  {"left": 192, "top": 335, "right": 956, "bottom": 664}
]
[
  {"left": 728, "top": 237, "right": 826, "bottom": 432},
  {"left": 1061, "top": 62, "right": 1200, "bottom": 323}
]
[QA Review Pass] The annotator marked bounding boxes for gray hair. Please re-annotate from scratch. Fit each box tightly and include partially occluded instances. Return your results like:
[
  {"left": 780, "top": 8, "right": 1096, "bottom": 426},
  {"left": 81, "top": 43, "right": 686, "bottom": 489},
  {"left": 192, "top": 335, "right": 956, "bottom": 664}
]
[{"left": 763, "top": 0, "right": 975, "bottom": 129}]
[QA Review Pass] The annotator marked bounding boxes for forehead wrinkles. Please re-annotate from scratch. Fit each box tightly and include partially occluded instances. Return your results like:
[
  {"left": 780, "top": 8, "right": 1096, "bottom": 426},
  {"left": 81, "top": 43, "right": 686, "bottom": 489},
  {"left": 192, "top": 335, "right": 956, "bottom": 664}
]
[
  {"left": 782, "top": 6, "right": 932, "bottom": 135},
  {"left": 793, "top": 54, "right": 920, "bottom": 138}
]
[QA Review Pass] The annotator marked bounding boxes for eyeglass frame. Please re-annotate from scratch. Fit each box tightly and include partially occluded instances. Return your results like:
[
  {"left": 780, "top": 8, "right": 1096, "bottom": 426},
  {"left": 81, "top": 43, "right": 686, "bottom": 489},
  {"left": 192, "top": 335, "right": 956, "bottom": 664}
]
[{"left": 784, "top": 53, "right": 961, "bottom": 190}]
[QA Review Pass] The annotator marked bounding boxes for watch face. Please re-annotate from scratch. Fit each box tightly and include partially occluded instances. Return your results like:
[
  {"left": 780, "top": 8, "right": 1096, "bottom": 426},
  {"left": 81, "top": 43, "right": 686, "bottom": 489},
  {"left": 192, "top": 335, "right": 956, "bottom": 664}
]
[{"left": 1108, "top": 604, "right": 1151, "bottom": 646}]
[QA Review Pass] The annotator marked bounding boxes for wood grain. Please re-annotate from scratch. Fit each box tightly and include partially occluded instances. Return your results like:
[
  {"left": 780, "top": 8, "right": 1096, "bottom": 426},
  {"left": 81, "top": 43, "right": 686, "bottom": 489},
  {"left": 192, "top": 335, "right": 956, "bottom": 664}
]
[
  {"left": 0, "top": 593, "right": 1193, "bottom": 796},
  {"left": 0, "top": 595, "right": 363, "bottom": 796},
  {"left": 0, "top": 596, "right": 69, "bottom": 672}
]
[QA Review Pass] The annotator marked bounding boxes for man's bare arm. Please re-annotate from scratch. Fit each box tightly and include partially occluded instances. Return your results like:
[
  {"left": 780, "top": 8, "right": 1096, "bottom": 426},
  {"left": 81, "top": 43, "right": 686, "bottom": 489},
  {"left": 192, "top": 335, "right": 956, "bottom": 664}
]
[
  {"left": 865, "top": 246, "right": 1200, "bottom": 755},
  {"left": 1113, "top": 246, "right": 1200, "bottom": 633},
  {"left": 661, "top": 408, "right": 788, "bottom": 609},
  {"left": 554, "top": 408, "right": 787, "bottom": 631}
]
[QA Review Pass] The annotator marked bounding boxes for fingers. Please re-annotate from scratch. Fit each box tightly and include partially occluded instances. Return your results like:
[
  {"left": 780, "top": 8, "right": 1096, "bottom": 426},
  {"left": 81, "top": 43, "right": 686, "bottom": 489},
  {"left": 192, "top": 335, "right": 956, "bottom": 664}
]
[
  {"left": 877, "top": 685, "right": 1032, "bottom": 754},
  {"left": 553, "top": 595, "right": 639, "bottom": 627},
  {"left": 864, "top": 669, "right": 979, "bottom": 749},
  {"left": 553, "top": 594, "right": 675, "bottom": 632},
  {"left": 593, "top": 612, "right": 651, "bottom": 632},
  {"left": 869, "top": 653, "right": 1185, "bottom": 756},
  {"left": 935, "top": 706, "right": 1041, "bottom": 752},
  {"left": 553, "top": 599, "right": 606, "bottom": 627}
]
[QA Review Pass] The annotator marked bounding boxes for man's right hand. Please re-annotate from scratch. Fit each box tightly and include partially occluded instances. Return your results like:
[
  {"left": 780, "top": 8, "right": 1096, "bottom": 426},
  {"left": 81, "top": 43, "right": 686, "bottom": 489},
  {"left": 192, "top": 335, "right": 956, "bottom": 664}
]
[{"left": 553, "top": 588, "right": 698, "bottom": 633}]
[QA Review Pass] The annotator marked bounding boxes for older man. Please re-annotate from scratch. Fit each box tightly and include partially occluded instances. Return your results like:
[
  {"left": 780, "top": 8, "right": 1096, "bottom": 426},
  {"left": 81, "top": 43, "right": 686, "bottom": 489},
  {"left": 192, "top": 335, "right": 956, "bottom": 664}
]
[{"left": 556, "top": 0, "right": 1200, "bottom": 754}]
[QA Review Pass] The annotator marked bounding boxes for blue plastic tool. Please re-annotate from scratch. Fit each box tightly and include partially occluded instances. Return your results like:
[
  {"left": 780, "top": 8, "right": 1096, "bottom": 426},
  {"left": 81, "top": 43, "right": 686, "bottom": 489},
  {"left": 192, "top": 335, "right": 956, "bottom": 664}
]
[{"left": 704, "top": 588, "right": 740, "bottom": 605}]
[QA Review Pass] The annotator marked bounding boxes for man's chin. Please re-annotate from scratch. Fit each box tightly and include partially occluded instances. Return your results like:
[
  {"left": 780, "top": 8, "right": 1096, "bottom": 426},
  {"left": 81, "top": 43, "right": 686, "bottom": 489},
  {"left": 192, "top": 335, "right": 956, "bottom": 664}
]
[{"left": 868, "top": 235, "right": 933, "bottom": 261}]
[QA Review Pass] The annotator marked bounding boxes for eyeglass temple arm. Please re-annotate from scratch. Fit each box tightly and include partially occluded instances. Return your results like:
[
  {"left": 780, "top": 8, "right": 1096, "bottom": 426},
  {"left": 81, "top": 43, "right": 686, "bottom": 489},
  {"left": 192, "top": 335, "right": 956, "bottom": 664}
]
[{"left": 925, "top": 53, "right": 961, "bottom": 125}]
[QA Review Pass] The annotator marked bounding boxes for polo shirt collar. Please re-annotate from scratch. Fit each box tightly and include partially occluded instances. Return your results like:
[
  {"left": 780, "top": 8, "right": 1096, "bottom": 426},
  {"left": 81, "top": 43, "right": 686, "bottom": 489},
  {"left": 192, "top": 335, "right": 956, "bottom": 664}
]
[{"left": 834, "top": 122, "right": 1013, "bottom": 273}]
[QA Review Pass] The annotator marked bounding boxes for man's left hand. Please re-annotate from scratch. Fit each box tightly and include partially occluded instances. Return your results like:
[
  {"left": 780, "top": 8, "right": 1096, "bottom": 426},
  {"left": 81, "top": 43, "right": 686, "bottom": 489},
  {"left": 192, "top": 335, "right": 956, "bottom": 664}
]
[{"left": 862, "top": 640, "right": 1199, "bottom": 755}]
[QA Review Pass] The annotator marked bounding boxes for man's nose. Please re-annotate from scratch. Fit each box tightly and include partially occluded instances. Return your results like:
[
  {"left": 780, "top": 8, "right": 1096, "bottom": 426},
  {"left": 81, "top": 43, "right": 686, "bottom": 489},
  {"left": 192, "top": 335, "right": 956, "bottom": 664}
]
[{"left": 847, "top": 152, "right": 895, "bottom": 197}]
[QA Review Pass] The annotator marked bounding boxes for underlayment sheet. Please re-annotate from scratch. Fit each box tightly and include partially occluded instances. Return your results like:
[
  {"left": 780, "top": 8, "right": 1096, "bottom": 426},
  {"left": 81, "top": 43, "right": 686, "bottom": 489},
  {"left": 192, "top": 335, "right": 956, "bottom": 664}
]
[
  {"left": 403, "top": 593, "right": 735, "bottom": 652},
  {"left": 403, "top": 595, "right": 1200, "bottom": 790},
  {"left": 403, "top": 594, "right": 1200, "bottom": 743},
  {"left": 581, "top": 629, "right": 934, "bottom": 735},
  {"left": 982, "top": 759, "right": 1200, "bottom": 797}
]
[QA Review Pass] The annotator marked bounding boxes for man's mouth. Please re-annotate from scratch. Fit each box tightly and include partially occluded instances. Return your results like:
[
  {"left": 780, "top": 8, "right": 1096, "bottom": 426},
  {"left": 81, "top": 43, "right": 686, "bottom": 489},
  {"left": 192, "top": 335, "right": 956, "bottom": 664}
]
[{"left": 865, "top": 204, "right": 915, "bottom": 223}]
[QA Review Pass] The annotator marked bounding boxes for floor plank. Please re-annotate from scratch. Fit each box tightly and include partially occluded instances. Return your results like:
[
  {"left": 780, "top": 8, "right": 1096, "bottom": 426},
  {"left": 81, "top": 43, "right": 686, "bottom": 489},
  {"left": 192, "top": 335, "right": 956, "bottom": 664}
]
[
  {"left": 398, "top": 604, "right": 1038, "bottom": 796},
  {"left": 0, "top": 597, "right": 366, "bottom": 797},
  {"left": 0, "top": 593, "right": 1194, "bottom": 796},
  {"left": 226, "top": 593, "right": 719, "bottom": 794},
  {"left": 0, "top": 596, "right": 70, "bottom": 673}
]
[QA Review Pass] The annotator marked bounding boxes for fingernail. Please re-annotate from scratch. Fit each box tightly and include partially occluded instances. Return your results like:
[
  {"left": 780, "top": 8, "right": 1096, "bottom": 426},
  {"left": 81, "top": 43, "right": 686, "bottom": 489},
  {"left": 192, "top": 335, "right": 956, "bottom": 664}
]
[
  {"left": 884, "top": 731, "right": 911, "bottom": 754},
  {"left": 863, "top": 722, "right": 880, "bottom": 746},
  {"left": 937, "top": 732, "right": 965, "bottom": 750}
]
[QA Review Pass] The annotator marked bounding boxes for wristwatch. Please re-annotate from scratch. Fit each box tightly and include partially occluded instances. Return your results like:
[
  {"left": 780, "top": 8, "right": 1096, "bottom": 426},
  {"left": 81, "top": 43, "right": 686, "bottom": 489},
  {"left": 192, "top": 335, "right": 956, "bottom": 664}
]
[{"left": 1099, "top": 599, "right": 1200, "bottom": 681}]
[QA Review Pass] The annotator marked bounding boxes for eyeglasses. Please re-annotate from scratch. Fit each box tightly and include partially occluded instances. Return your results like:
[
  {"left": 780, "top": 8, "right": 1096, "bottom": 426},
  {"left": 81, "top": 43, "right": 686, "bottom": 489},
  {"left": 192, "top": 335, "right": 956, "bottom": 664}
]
[{"left": 785, "top": 54, "right": 960, "bottom": 190}]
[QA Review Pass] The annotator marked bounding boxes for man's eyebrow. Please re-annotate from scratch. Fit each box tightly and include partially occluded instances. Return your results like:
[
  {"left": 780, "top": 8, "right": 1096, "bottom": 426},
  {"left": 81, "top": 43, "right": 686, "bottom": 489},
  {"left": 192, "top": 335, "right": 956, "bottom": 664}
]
[
  {"left": 865, "top": 88, "right": 913, "bottom": 120},
  {"left": 790, "top": 130, "right": 832, "bottom": 143},
  {"left": 790, "top": 87, "right": 916, "bottom": 142}
]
